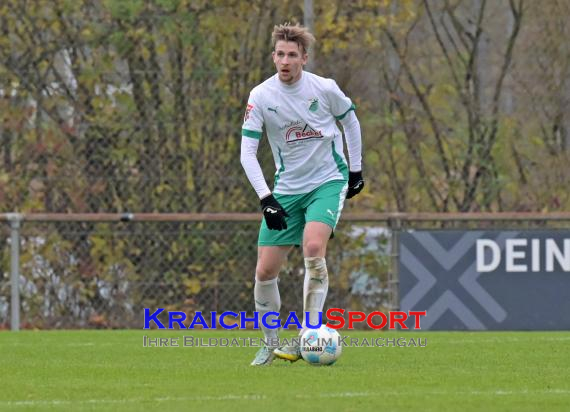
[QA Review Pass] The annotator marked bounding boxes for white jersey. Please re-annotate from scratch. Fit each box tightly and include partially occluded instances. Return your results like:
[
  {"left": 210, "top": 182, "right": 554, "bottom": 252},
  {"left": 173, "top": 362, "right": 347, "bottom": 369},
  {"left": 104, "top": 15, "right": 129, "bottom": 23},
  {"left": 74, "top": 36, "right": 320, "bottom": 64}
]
[{"left": 242, "top": 72, "right": 355, "bottom": 195}]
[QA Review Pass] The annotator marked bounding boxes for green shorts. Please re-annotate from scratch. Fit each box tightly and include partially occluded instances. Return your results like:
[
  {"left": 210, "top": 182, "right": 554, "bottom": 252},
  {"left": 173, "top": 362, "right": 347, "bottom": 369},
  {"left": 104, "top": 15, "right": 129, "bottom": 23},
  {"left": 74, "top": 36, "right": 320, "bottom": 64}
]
[{"left": 258, "top": 179, "right": 348, "bottom": 246}]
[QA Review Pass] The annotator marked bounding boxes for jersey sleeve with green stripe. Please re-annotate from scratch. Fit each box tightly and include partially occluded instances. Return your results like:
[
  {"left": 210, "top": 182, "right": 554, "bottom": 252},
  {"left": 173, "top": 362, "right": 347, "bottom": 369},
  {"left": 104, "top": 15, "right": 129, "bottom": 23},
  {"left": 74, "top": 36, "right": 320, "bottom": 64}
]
[
  {"left": 327, "top": 79, "right": 355, "bottom": 120},
  {"left": 242, "top": 92, "right": 264, "bottom": 140},
  {"left": 242, "top": 72, "right": 354, "bottom": 195}
]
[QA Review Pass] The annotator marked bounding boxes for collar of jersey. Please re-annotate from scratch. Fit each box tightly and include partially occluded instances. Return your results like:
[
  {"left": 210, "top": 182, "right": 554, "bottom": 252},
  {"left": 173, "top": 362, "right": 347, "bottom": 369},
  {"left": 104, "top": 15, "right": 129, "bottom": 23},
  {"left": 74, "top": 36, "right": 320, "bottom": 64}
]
[{"left": 275, "top": 71, "right": 305, "bottom": 94}]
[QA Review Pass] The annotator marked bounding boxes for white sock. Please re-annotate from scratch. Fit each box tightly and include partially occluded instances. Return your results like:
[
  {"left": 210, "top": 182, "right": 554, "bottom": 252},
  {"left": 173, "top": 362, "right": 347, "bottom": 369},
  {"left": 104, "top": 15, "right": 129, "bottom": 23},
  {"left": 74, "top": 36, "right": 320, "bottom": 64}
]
[
  {"left": 301, "top": 257, "right": 329, "bottom": 336},
  {"left": 254, "top": 277, "right": 280, "bottom": 342}
]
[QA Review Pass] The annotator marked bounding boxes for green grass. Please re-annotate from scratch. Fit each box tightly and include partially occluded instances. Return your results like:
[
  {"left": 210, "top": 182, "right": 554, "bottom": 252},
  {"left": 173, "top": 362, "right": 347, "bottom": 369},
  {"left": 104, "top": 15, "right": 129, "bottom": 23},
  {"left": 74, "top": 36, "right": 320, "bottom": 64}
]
[{"left": 0, "top": 330, "right": 569, "bottom": 411}]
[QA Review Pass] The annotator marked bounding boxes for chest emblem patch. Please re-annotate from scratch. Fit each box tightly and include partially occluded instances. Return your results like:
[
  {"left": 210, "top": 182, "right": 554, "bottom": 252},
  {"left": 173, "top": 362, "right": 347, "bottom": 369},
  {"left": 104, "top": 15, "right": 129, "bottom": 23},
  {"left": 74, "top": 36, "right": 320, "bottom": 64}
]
[{"left": 309, "top": 98, "right": 319, "bottom": 112}]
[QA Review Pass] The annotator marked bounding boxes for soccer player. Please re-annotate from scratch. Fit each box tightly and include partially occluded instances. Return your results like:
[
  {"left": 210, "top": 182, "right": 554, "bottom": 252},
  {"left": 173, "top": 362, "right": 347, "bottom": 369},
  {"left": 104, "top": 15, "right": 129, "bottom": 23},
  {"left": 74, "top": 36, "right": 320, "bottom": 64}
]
[{"left": 240, "top": 23, "right": 364, "bottom": 366}]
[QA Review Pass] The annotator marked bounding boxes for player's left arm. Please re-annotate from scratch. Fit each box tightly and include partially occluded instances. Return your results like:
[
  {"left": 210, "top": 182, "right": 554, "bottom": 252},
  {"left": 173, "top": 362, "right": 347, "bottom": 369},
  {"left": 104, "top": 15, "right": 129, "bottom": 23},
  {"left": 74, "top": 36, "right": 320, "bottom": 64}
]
[
  {"left": 327, "top": 79, "right": 364, "bottom": 199},
  {"left": 339, "top": 111, "right": 364, "bottom": 199}
]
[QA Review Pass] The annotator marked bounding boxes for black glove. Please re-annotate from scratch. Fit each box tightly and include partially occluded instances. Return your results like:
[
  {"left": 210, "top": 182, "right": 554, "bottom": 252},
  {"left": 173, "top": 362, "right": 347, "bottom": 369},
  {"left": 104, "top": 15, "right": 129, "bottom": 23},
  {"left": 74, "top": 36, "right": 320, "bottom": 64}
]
[
  {"left": 346, "top": 171, "right": 365, "bottom": 199},
  {"left": 260, "top": 194, "right": 289, "bottom": 230}
]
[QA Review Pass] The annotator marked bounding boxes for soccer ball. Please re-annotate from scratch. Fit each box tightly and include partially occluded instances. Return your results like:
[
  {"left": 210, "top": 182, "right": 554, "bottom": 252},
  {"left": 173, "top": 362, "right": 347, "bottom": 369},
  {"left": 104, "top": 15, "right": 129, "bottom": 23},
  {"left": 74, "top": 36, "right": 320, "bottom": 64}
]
[{"left": 300, "top": 325, "right": 342, "bottom": 366}]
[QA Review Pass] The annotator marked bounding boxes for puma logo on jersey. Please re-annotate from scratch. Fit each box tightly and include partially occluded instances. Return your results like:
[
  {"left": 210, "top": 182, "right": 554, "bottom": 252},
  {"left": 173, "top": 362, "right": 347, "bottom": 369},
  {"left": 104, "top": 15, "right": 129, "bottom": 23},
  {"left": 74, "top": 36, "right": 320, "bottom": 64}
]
[
  {"left": 264, "top": 207, "right": 278, "bottom": 214},
  {"left": 268, "top": 106, "right": 278, "bottom": 114}
]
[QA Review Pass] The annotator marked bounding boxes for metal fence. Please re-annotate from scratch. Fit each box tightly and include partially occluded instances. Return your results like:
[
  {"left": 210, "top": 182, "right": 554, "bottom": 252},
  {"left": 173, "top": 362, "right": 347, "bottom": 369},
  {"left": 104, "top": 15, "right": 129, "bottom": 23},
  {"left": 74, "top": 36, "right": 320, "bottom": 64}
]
[
  {"left": 4, "top": 212, "right": 570, "bottom": 330},
  {"left": 1, "top": 213, "right": 394, "bottom": 330}
]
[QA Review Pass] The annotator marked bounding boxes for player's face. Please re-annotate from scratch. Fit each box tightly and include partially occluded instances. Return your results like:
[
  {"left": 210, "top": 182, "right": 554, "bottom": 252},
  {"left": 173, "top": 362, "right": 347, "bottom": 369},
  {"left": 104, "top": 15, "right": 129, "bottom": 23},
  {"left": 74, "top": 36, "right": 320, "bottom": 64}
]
[{"left": 272, "top": 40, "right": 307, "bottom": 85}]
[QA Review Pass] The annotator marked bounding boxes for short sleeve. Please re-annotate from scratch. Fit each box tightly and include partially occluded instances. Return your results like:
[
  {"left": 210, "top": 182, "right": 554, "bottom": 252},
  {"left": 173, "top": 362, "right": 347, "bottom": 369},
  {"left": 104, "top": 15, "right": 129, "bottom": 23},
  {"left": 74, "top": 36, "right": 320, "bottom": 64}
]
[
  {"left": 241, "top": 91, "right": 264, "bottom": 140},
  {"left": 328, "top": 80, "right": 356, "bottom": 121}
]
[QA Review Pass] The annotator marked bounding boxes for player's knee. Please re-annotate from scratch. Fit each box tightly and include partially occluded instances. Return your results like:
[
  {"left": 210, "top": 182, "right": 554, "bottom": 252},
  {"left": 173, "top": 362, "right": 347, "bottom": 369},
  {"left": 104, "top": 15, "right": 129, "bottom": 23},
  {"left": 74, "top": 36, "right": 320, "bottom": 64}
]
[
  {"left": 303, "top": 240, "right": 325, "bottom": 257},
  {"left": 255, "top": 264, "right": 279, "bottom": 281}
]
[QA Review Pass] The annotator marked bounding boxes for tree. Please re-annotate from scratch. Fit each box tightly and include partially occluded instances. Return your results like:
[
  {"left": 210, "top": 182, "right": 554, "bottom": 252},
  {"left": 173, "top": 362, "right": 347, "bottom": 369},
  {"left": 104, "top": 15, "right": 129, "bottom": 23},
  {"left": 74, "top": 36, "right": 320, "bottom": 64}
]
[{"left": 379, "top": 0, "right": 523, "bottom": 212}]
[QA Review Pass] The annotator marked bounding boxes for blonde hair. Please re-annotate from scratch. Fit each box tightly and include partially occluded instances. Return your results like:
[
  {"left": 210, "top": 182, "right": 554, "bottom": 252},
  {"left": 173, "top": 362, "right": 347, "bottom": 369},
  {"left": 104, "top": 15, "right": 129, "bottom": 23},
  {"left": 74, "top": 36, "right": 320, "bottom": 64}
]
[{"left": 272, "top": 23, "right": 315, "bottom": 54}]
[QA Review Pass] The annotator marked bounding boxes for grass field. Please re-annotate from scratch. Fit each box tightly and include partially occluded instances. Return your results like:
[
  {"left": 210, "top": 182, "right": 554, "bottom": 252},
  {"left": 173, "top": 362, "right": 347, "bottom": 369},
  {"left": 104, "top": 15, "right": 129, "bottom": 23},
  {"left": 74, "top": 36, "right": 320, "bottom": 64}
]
[{"left": 1, "top": 330, "right": 569, "bottom": 411}]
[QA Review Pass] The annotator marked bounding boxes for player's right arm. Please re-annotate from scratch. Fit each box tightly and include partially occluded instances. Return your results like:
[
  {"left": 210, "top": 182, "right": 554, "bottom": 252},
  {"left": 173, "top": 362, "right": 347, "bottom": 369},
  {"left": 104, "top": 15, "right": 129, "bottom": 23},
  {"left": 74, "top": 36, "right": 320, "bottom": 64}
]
[
  {"left": 240, "top": 92, "right": 288, "bottom": 230},
  {"left": 240, "top": 92, "right": 271, "bottom": 199}
]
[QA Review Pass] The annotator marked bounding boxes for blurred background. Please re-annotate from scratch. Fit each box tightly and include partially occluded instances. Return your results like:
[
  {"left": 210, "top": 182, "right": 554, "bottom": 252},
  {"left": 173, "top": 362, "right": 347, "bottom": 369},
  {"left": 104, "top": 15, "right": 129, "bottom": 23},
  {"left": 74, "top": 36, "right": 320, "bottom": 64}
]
[{"left": 1, "top": 0, "right": 568, "bottom": 328}]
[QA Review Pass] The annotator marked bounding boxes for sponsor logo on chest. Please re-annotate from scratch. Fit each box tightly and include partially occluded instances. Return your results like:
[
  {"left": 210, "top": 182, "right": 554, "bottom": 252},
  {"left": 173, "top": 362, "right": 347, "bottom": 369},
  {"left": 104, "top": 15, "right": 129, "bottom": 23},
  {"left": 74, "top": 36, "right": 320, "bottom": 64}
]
[{"left": 285, "top": 123, "right": 323, "bottom": 142}]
